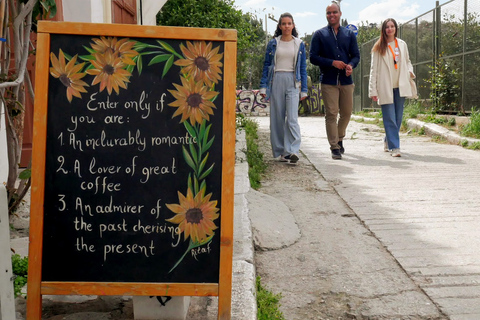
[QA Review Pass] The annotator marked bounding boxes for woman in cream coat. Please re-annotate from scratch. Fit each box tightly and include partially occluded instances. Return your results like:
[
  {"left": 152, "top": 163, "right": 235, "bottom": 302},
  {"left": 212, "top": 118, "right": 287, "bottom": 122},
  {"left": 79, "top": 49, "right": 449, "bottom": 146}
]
[{"left": 369, "top": 18, "right": 415, "bottom": 157}]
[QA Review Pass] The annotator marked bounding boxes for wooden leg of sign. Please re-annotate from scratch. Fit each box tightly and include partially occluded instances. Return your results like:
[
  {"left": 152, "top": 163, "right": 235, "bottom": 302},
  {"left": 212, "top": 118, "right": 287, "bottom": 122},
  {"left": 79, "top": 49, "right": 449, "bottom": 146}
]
[
  {"left": 217, "top": 39, "right": 236, "bottom": 320},
  {"left": 26, "top": 291, "right": 42, "bottom": 319}
]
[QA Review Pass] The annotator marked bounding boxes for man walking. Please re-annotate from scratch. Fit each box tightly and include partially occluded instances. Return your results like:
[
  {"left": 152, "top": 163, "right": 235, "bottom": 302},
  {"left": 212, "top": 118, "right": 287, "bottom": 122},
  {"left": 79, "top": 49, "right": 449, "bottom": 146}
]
[{"left": 310, "top": 1, "right": 360, "bottom": 159}]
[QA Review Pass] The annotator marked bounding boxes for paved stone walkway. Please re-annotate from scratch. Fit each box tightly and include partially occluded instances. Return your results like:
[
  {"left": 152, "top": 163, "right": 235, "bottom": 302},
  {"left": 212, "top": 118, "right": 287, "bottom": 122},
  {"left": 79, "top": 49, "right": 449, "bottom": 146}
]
[{"left": 255, "top": 116, "right": 480, "bottom": 320}]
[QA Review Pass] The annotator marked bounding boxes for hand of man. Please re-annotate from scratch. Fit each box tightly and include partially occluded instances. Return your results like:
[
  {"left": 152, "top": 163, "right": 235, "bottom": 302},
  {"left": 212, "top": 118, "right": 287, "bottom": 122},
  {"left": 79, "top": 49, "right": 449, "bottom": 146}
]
[
  {"left": 332, "top": 60, "right": 347, "bottom": 70},
  {"left": 372, "top": 96, "right": 378, "bottom": 102},
  {"left": 345, "top": 64, "right": 353, "bottom": 77}
]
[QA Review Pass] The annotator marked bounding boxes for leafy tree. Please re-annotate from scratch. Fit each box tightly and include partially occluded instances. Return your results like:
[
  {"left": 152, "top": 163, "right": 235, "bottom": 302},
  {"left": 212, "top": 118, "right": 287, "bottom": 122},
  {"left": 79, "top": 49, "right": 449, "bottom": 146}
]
[
  {"left": 237, "top": 12, "right": 267, "bottom": 89},
  {"left": 356, "top": 22, "right": 380, "bottom": 46},
  {"left": 425, "top": 54, "right": 462, "bottom": 113},
  {"left": 156, "top": 0, "right": 265, "bottom": 86}
]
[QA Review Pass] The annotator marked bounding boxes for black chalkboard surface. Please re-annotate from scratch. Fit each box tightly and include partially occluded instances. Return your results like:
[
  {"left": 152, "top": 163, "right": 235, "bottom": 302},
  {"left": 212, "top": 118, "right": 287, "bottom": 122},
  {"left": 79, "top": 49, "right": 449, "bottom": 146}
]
[
  {"left": 27, "top": 22, "right": 236, "bottom": 320},
  {"left": 43, "top": 33, "right": 223, "bottom": 283}
]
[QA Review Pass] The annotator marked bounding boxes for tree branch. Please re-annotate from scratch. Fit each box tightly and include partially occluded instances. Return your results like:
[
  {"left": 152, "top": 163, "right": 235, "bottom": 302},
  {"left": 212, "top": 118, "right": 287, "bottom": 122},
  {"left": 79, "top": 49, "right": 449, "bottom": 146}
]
[{"left": 0, "top": 0, "right": 35, "bottom": 89}]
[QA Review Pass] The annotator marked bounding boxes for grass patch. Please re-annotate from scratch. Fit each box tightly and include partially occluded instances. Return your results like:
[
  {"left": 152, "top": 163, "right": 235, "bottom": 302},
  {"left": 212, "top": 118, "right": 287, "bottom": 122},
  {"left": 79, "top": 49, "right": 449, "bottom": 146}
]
[
  {"left": 404, "top": 101, "right": 425, "bottom": 119},
  {"left": 461, "top": 109, "right": 480, "bottom": 139},
  {"left": 354, "top": 110, "right": 382, "bottom": 118},
  {"left": 468, "top": 142, "right": 480, "bottom": 150},
  {"left": 236, "top": 114, "right": 267, "bottom": 190},
  {"left": 431, "top": 135, "right": 447, "bottom": 143},
  {"left": 256, "top": 276, "right": 285, "bottom": 320},
  {"left": 409, "top": 127, "right": 425, "bottom": 136}
]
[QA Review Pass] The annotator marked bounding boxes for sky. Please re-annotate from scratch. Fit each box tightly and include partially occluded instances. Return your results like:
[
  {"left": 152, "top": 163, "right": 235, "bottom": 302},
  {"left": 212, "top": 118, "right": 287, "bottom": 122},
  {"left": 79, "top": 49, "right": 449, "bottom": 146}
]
[{"left": 235, "top": 0, "right": 450, "bottom": 36}]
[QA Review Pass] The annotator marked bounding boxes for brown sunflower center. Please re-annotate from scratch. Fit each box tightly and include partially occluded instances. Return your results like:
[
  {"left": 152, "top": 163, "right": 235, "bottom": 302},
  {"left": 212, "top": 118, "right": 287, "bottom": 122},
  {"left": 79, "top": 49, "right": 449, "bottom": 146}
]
[
  {"left": 186, "top": 208, "right": 203, "bottom": 224},
  {"left": 194, "top": 56, "right": 209, "bottom": 71},
  {"left": 103, "top": 64, "right": 115, "bottom": 75},
  {"left": 59, "top": 74, "right": 71, "bottom": 88},
  {"left": 187, "top": 93, "right": 202, "bottom": 108}
]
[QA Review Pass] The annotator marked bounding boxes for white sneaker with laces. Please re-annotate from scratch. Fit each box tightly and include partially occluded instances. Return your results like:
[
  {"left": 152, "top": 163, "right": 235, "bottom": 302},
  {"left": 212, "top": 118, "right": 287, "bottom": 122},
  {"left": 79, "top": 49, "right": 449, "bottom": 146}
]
[{"left": 391, "top": 148, "right": 401, "bottom": 157}]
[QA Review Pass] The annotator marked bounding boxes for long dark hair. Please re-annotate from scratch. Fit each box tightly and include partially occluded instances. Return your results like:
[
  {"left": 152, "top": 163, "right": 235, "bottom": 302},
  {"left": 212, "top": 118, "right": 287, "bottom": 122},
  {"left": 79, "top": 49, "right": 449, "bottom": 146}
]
[
  {"left": 372, "top": 18, "right": 398, "bottom": 55},
  {"left": 274, "top": 12, "right": 298, "bottom": 37}
]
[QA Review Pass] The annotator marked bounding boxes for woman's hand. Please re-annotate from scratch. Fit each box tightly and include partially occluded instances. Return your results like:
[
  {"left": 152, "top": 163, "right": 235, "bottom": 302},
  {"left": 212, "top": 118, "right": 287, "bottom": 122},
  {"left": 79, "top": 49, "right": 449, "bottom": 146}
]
[{"left": 372, "top": 96, "right": 378, "bottom": 102}]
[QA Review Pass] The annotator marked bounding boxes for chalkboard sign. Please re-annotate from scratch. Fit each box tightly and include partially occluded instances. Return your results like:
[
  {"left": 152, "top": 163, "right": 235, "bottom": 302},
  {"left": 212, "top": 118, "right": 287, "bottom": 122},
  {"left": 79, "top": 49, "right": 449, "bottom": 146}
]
[{"left": 27, "top": 22, "right": 236, "bottom": 320}]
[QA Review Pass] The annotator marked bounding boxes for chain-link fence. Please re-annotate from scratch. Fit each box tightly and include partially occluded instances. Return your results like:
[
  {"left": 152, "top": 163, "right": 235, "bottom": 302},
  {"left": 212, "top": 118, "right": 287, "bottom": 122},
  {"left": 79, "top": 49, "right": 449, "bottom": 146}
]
[{"left": 357, "top": 0, "right": 480, "bottom": 113}]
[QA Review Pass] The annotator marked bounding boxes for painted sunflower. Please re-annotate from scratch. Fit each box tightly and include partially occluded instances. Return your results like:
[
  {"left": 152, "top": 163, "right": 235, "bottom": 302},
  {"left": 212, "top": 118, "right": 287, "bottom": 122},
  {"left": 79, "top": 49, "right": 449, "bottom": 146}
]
[
  {"left": 86, "top": 51, "right": 131, "bottom": 95},
  {"left": 166, "top": 187, "right": 219, "bottom": 244},
  {"left": 168, "top": 76, "right": 218, "bottom": 126},
  {"left": 50, "top": 49, "right": 88, "bottom": 102},
  {"left": 175, "top": 41, "right": 223, "bottom": 87},
  {"left": 90, "top": 36, "right": 138, "bottom": 65}
]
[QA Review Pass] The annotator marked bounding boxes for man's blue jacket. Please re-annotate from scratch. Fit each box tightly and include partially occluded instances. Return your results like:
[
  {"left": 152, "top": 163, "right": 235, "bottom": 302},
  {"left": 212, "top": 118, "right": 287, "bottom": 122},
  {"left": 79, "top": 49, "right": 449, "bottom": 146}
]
[{"left": 310, "top": 25, "right": 360, "bottom": 85}]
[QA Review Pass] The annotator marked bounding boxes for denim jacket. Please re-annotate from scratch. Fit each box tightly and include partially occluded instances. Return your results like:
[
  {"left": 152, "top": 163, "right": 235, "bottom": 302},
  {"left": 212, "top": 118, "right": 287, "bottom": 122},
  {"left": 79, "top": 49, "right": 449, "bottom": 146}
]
[
  {"left": 310, "top": 25, "right": 360, "bottom": 85},
  {"left": 259, "top": 36, "right": 308, "bottom": 101}
]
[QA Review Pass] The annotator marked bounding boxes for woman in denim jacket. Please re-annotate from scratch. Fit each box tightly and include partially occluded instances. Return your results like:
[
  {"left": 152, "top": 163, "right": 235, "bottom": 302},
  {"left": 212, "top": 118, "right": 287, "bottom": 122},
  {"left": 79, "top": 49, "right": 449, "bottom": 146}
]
[{"left": 260, "top": 12, "right": 308, "bottom": 164}]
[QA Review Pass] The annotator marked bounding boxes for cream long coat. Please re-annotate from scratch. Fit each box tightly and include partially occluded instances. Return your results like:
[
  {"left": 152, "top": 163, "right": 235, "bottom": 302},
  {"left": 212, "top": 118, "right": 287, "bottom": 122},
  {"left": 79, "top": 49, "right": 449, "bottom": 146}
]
[{"left": 368, "top": 38, "right": 415, "bottom": 105}]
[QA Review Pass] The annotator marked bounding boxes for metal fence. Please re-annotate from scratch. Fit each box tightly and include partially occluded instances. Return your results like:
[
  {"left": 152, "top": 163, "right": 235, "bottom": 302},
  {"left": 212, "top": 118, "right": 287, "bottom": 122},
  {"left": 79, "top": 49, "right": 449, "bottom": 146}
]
[{"left": 356, "top": 0, "right": 480, "bottom": 113}]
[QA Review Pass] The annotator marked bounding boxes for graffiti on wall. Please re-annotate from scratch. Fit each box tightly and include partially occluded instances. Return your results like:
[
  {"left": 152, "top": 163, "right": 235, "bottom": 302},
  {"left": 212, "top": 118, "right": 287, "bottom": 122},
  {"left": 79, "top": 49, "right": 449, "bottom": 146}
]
[
  {"left": 236, "top": 90, "right": 269, "bottom": 114},
  {"left": 300, "top": 84, "right": 324, "bottom": 115},
  {"left": 236, "top": 85, "right": 324, "bottom": 115}
]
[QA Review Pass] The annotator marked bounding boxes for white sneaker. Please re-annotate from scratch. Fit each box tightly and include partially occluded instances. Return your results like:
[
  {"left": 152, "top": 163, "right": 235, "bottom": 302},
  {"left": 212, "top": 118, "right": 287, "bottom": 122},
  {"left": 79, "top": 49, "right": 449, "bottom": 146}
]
[{"left": 391, "top": 148, "right": 401, "bottom": 157}]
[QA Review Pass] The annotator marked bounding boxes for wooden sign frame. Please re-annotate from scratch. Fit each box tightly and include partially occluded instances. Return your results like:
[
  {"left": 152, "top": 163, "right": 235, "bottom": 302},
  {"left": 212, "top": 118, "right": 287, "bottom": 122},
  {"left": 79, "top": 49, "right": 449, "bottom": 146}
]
[{"left": 27, "top": 21, "right": 236, "bottom": 319}]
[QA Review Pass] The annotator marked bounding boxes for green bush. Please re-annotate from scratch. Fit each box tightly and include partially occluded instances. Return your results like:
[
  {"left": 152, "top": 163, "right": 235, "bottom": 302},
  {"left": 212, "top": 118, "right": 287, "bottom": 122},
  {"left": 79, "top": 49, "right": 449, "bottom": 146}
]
[
  {"left": 425, "top": 55, "right": 462, "bottom": 113},
  {"left": 11, "top": 254, "right": 28, "bottom": 297},
  {"left": 236, "top": 114, "right": 267, "bottom": 189}
]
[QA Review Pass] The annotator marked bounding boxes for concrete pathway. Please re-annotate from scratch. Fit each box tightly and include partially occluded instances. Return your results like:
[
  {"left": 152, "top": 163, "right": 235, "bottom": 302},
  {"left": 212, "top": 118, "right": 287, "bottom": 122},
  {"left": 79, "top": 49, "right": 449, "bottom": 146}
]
[{"left": 254, "top": 116, "right": 480, "bottom": 320}]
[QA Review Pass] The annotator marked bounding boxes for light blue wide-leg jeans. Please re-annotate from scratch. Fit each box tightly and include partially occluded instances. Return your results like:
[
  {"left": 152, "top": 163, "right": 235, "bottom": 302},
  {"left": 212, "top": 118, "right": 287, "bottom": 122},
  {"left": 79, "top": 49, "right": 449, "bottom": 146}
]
[
  {"left": 381, "top": 88, "right": 405, "bottom": 150},
  {"left": 269, "top": 72, "right": 301, "bottom": 158}
]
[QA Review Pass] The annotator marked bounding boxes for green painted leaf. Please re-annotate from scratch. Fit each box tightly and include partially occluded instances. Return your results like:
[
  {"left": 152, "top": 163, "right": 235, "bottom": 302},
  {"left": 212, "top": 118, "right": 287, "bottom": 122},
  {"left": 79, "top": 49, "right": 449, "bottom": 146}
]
[
  {"left": 182, "top": 146, "right": 196, "bottom": 171},
  {"left": 204, "top": 136, "right": 215, "bottom": 151},
  {"left": 198, "top": 153, "right": 209, "bottom": 174},
  {"left": 199, "top": 119, "right": 207, "bottom": 139},
  {"left": 199, "top": 163, "right": 214, "bottom": 181},
  {"left": 83, "top": 46, "right": 96, "bottom": 54},
  {"left": 157, "top": 40, "right": 182, "bottom": 59},
  {"left": 189, "top": 142, "right": 198, "bottom": 167},
  {"left": 79, "top": 54, "right": 95, "bottom": 62},
  {"left": 199, "top": 180, "right": 207, "bottom": 194},
  {"left": 187, "top": 174, "right": 193, "bottom": 191},
  {"left": 140, "top": 50, "right": 165, "bottom": 55},
  {"left": 157, "top": 40, "right": 176, "bottom": 54},
  {"left": 133, "top": 42, "right": 150, "bottom": 51},
  {"left": 137, "top": 54, "right": 143, "bottom": 75},
  {"left": 194, "top": 176, "right": 200, "bottom": 195},
  {"left": 148, "top": 54, "right": 171, "bottom": 66},
  {"left": 162, "top": 55, "right": 175, "bottom": 78},
  {"left": 203, "top": 124, "right": 212, "bottom": 149},
  {"left": 126, "top": 64, "right": 134, "bottom": 74}
]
